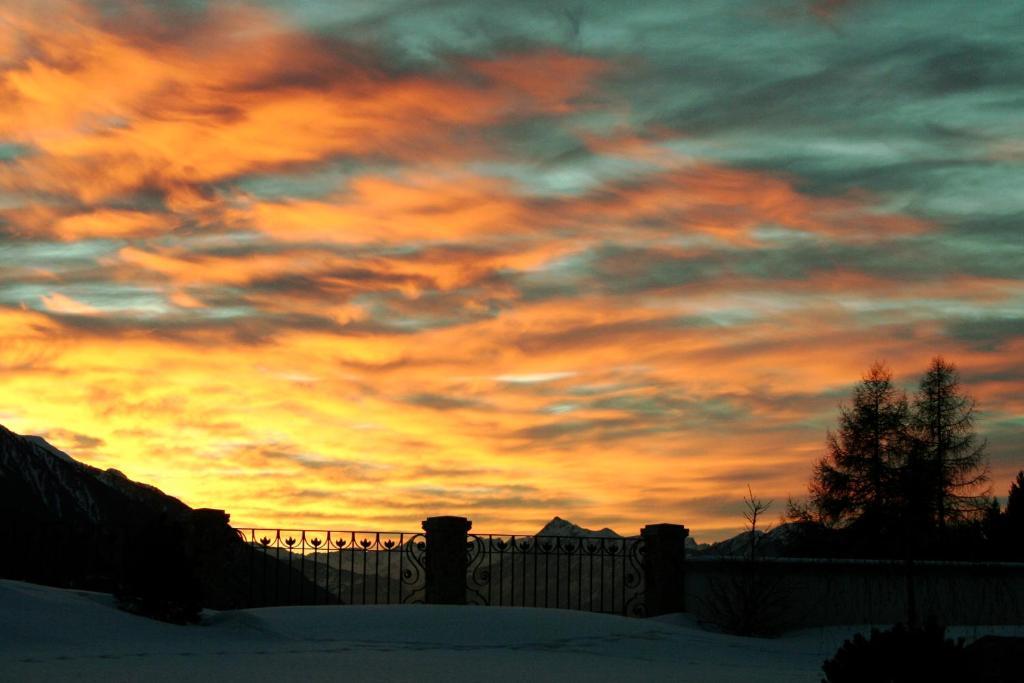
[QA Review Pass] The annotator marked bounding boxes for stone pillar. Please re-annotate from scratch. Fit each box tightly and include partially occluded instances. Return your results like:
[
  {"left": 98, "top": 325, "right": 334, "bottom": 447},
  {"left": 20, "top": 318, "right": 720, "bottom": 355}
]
[
  {"left": 422, "top": 516, "right": 472, "bottom": 605},
  {"left": 184, "top": 509, "right": 239, "bottom": 609},
  {"left": 641, "top": 523, "right": 689, "bottom": 616}
]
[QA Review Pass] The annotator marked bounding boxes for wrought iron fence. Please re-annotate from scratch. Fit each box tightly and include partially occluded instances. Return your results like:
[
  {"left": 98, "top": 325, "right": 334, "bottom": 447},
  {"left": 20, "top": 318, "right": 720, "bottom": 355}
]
[
  {"left": 235, "top": 529, "right": 426, "bottom": 607},
  {"left": 233, "top": 527, "right": 645, "bottom": 615},
  {"left": 466, "top": 533, "right": 645, "bottom": 616}
]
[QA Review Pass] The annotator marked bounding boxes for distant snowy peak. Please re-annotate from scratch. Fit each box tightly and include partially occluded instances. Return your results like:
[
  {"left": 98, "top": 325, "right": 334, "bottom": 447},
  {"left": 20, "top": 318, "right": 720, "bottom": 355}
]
[
  {"left": 536, "top": 516, "right": 621, "bottom": 538},
  {"left": 688, "top": 523, "right": 809, "bottom": 558},
  {"left": 685, "top": 536, "right": 709, "bottom": 552},
  {"left": 23, "top": 436, "right": 76, "bottom": 464},
  {"left": 1, "top": 425, "right": 102, "bottom": 522}
]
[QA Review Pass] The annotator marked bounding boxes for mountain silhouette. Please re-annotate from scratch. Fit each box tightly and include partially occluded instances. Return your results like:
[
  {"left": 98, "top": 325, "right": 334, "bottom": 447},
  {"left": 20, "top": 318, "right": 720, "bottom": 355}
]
[
  {"left": 0, "top": 423, "right": 324, "bottom": 609},
  {"left": 1, "top": 425, "right": 190, "bottom": 528}
]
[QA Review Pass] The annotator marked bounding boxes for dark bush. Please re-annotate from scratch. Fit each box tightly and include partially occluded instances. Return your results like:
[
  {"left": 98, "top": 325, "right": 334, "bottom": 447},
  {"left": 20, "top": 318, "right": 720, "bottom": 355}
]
[
  {"left": 964, "top": 636, "right": 1024, "bottom": 683},
  {"left": 115, "top": 515, "right": 202, "bottom": 624},
  {"left": 822, "top": 620, "right": 969, "bottom": 683},
  {"left": 700, "top": 563, "right": 791, "bottom": 637}
]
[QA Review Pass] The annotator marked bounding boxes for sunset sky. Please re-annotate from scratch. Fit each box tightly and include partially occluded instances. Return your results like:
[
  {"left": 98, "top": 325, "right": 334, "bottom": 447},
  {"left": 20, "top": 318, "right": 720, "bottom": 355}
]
[{"left": 1, "top": 0, "right": 1021, "bottom": 540}]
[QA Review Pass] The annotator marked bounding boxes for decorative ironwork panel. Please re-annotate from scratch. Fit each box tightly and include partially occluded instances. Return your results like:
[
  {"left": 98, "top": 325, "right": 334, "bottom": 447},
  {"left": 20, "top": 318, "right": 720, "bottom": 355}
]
[
  {"left": 235, "top": 528, "right": 425, "bottom": 608},
  {"left": 624, "top": 534, "right": 647, "bottom": 617},
  {"left": 466, "top": 533, "right": 645, "bottom": 616}
]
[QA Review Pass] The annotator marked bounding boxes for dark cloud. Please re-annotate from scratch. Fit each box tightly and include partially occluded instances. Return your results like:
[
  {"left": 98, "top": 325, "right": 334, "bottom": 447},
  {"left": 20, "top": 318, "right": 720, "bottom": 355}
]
[
  {"left": 514, "top": 317, "right": 715, "bottom": 355},
  {"left": 402, "top": 393, "right": 488, "bottom": 411},
  {"left": 509, "top": 416, "right": 674, "bottom": 445},
  {"left": 944, "top": 317, "right": 1024, "bottom": 352},
  {"left": 467, "top": 495, "right": 587, "bottom": 510},
  {"left": 409, "top": 464, "right": 497, "bottom": 478},
  {"left": 922, "top": 42, "right": 1022, "bottom": 94},
  {"left": 630, "top": 492, "right": 748, "bottom": 521},
  {"left": 39, "top": 429, "right": 106, "bottom": 450},
  {"left": 0, "top": 143, "right": 34, "bottom": 162},
  {"left": 252, "top": 447, "right": 389, "bottom": 480}
]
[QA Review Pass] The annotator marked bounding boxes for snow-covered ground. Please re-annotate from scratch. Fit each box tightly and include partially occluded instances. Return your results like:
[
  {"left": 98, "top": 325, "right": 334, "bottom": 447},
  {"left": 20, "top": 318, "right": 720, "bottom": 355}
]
[{"left": 2, "top": 580, "right": 1020, "bottom": 682}]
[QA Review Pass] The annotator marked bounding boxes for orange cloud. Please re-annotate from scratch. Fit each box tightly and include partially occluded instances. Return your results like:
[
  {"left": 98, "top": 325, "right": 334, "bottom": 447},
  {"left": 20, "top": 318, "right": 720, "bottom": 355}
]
[
  {"left": 169, "top": 290, "right": 205, "bottom": 309},
  {"left": 115, "top": 246, "right": 335, "bottom": 286},
  {"left": 471, "top": 51, "right": 609, "bottom": 112},
  {"left": 0, "top": 2, "right": 609, "bottom": 208},
  {"left": 53, "top": 209, "right": 177, "bottom": 240},
  {"left": 234, "top": 153, "right": 927, "bottom": 259},
  {"left": 808, "top": 0, "right": 861, "bottom": 21},
  {"left": 40, "top": 292, "right": 99, "bottom": 315},
  {"left": 559, "top": 164, "right": 929, "bottom": 245},
  {"left": 241, "top": 173, "right": 531, "bottom": 246}
]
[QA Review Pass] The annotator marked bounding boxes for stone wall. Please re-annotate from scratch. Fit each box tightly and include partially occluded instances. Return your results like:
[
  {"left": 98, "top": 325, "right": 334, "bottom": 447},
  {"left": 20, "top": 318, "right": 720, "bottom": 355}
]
[{"left": 684, "top": 556, "right": 1024, "bottom": 627}]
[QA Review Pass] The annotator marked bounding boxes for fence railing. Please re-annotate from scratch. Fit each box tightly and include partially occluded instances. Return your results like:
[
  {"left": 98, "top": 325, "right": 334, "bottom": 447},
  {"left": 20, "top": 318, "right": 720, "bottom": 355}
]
[
  {"left": 466, "top": 533, "right": 645, "bottom": 616},
  {"left": 231, "top": 521, "right": 652, "bottom": 616},
  {"left": 235, "top": 528, "right": 426, "bottom": 607}
]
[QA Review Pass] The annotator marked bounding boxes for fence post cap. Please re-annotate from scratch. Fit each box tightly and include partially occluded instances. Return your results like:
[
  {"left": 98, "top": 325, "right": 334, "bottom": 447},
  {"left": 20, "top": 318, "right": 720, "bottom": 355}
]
[
  {"left": 641, "top": 523, "right": 689, "bottom": 538},
  {"left": 192, "top": 508, "right": 230, "bottom": 524},
  {"left": 422, "top": 515, "right": 473, "bottom": 533}
]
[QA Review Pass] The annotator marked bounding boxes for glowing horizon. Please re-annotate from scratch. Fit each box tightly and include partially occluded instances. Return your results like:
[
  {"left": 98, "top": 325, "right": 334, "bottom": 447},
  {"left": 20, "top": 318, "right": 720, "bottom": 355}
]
[{"left": 1, "top": 0, "right": 1021, "bottom": 541}]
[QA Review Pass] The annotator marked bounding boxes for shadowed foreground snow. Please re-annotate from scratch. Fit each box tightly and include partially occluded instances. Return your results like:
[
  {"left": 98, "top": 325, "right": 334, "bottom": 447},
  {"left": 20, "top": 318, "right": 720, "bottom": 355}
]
[{"left": 2, "top": 580, "right": 1019, "bottom": 682}]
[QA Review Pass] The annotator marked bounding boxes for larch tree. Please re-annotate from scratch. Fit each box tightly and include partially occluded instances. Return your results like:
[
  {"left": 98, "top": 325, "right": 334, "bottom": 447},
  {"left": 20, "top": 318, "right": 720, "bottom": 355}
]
[
  {"left": 809, "top": 361, "right": 910, "bottom": 530},
  {"left": 1006, "top": 471, "right": 1024, "bottom": 524},
  {"left": 1005, "top": 471, "right": 1024, "bottom": 552},
  {"left": 910, "top": 357, "right": 990, "bottom": 533}
]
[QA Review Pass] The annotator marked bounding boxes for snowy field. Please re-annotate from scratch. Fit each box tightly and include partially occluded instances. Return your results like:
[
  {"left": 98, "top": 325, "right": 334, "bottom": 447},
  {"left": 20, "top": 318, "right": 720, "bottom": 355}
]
[{"left": 2, "top": 580, "right": 1020, "bottom": 682}]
